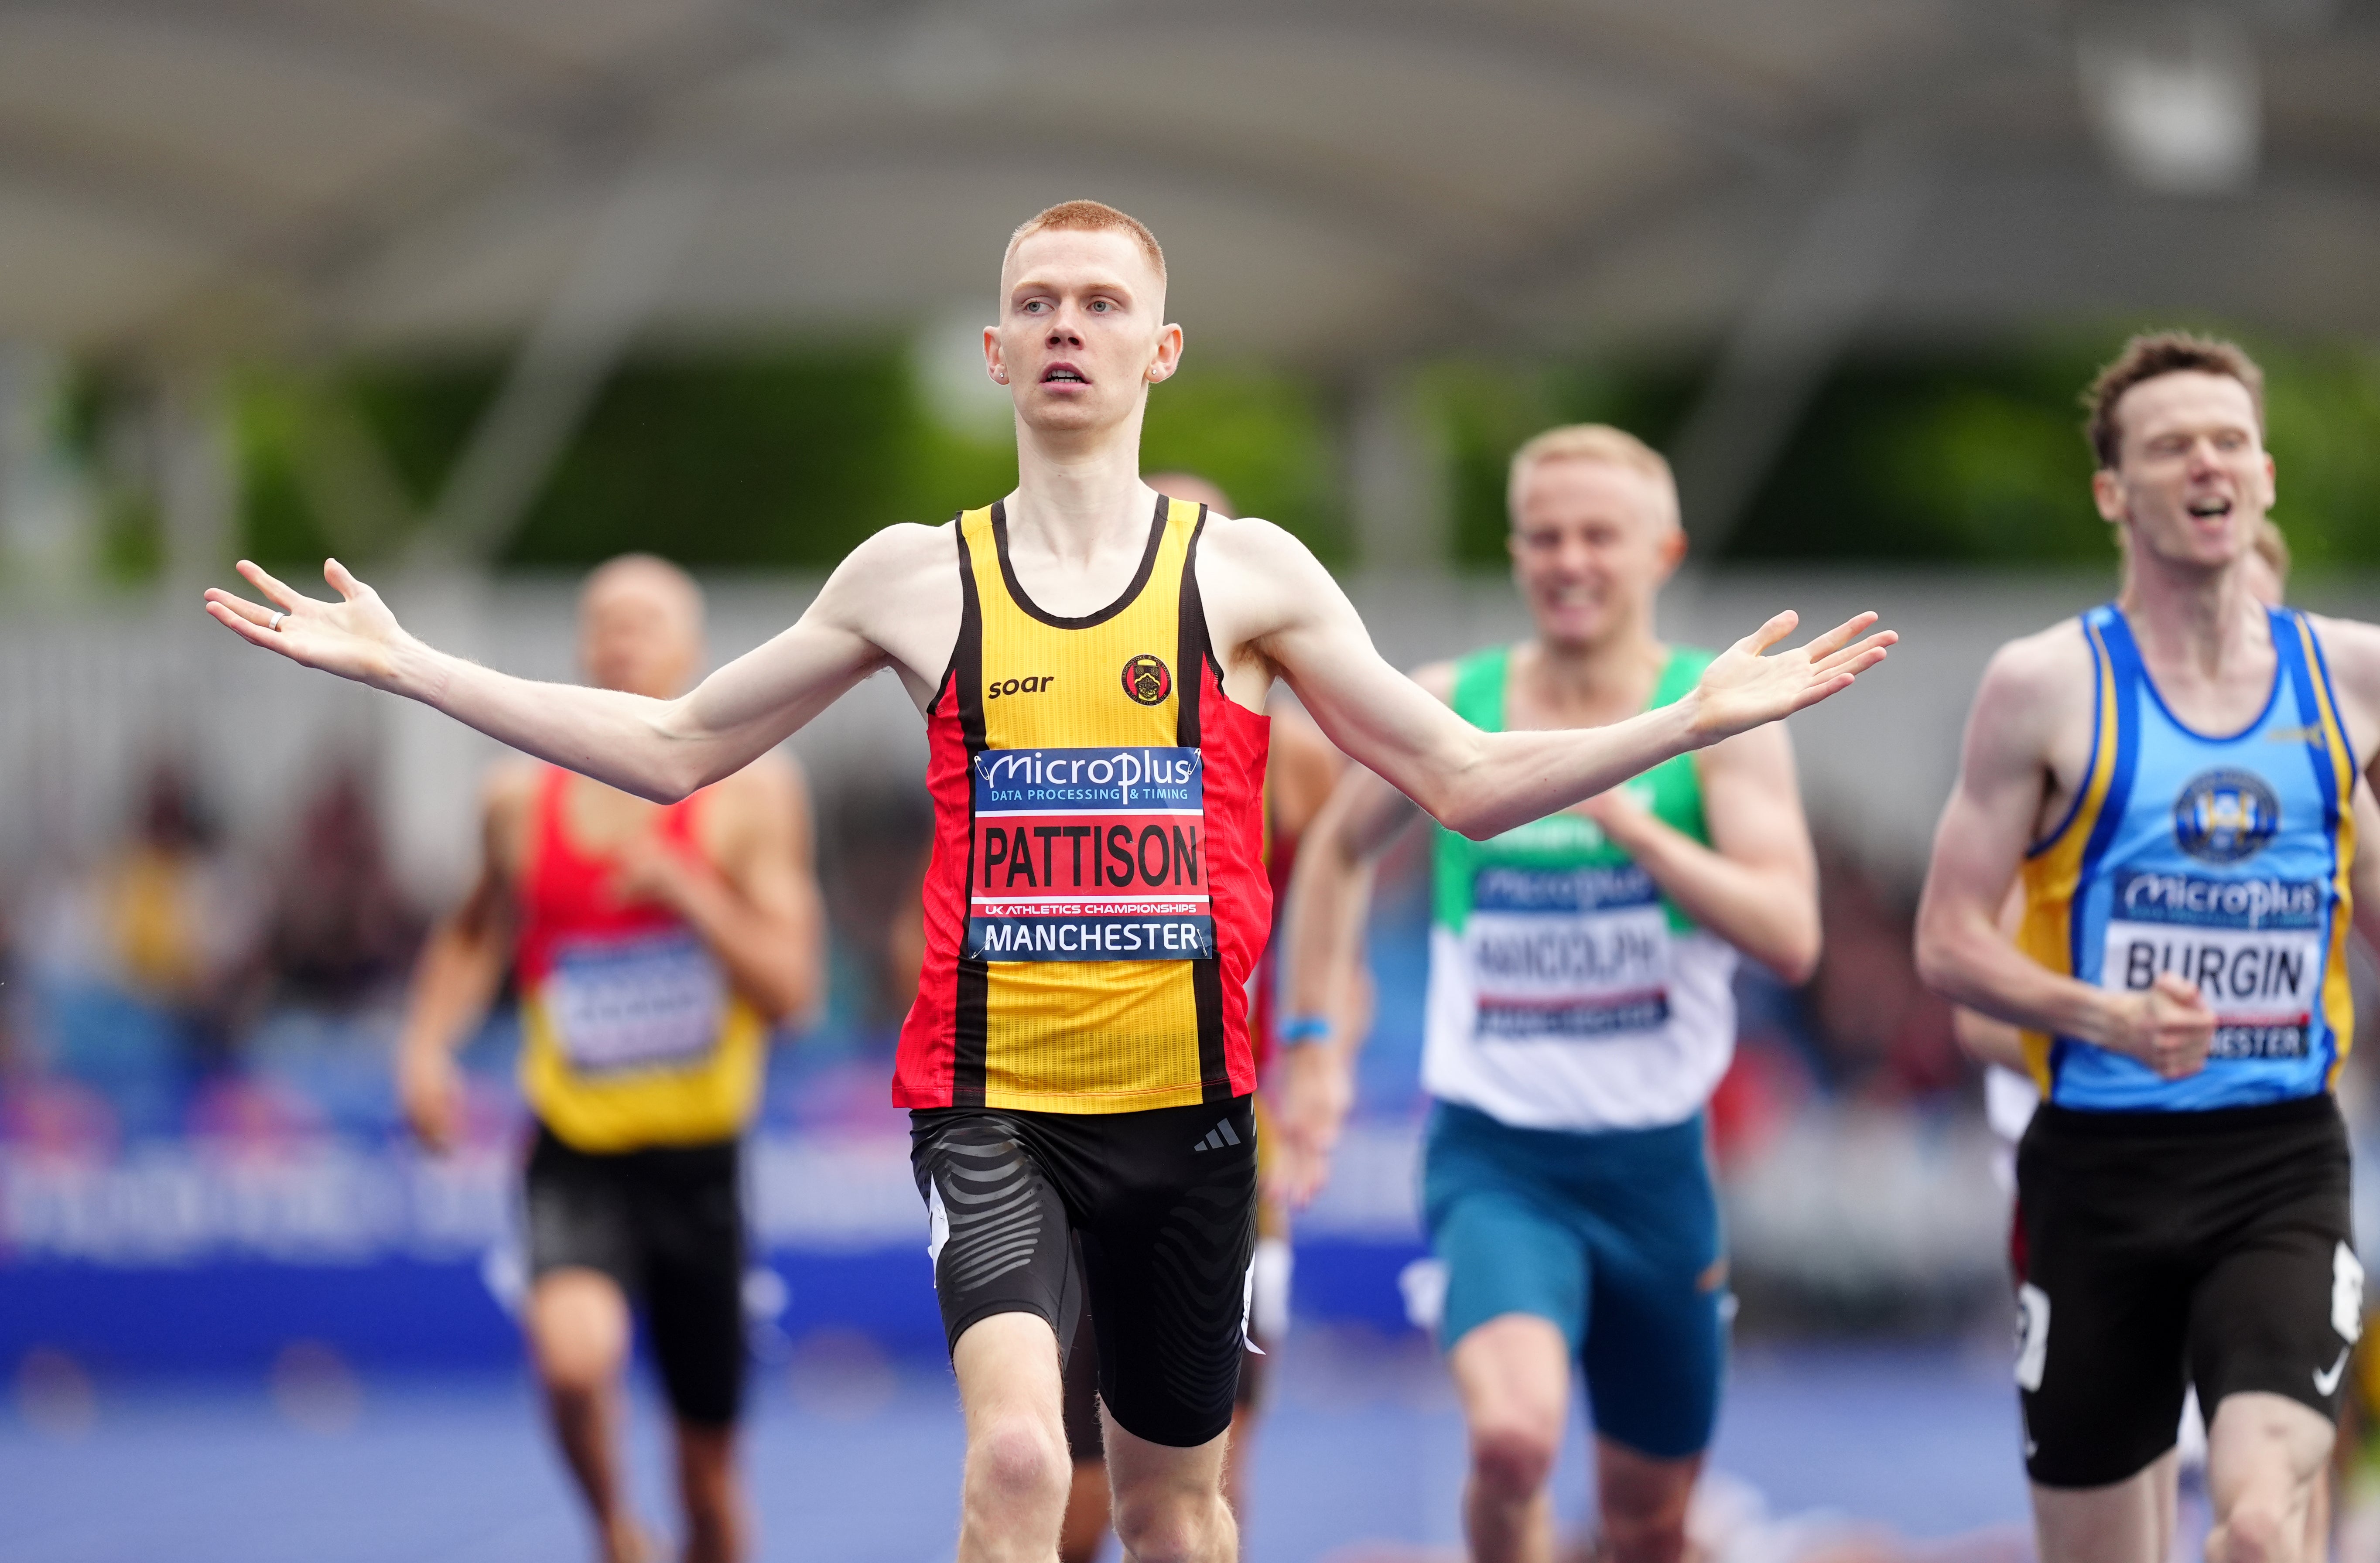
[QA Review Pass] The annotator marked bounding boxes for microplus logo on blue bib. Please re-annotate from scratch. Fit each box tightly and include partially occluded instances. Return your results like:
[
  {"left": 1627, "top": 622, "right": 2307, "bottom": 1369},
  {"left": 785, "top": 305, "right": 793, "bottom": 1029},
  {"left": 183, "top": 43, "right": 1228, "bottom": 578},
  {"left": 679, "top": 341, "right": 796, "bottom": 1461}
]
[{"left": 2173, "top": 768, "right": 2280, "bottom": 864}]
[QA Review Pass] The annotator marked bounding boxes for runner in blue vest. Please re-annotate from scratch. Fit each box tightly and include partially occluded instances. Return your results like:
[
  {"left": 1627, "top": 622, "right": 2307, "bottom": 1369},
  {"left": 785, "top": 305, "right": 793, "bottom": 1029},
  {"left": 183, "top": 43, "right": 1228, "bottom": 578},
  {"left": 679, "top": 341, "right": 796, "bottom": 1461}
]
[
  {"left": 1274, "top": 424, "right": 1825, "bottom": 1563},
  {"left": 1917, "top": 333, "right": 2380, "bottom": 1563}
]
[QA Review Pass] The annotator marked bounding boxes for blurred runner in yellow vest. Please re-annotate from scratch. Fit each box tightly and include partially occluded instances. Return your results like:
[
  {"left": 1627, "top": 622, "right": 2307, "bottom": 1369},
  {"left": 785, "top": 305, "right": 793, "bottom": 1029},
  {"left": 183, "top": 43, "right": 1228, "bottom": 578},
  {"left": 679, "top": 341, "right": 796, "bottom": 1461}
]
[{"left": 396, "top": 555, "right": 823, "bottom": 1563}]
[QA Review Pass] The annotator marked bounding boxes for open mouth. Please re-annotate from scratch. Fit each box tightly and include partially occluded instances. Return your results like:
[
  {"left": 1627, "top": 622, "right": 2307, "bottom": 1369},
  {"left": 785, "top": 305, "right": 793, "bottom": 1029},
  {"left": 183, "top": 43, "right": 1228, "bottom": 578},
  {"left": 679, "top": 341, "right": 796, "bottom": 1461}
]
[
  {"left": 2186, "top": 496, "right": 2234, "bottom": 519},
  {"left": 1041, "top": 365, "right": 1089, "bottom": 385}
]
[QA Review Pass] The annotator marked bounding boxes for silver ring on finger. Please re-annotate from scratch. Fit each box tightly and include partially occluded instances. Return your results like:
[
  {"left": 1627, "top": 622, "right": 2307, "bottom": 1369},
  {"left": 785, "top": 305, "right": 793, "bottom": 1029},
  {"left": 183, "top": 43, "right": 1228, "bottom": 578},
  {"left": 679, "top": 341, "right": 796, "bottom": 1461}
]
[{"left": 270, "top": 611, "right": 285, "bottom": 632}]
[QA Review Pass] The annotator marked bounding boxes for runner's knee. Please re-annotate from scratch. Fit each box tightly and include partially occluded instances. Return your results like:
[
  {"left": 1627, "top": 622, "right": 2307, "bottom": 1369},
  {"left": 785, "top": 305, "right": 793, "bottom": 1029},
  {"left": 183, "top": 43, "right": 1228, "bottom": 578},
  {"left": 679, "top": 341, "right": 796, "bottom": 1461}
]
[
  {"left": 529, "top": 1276, "right": 629, "bottom": 1395},
  {"left": 969, "top": 1412, "right": 1070, "bottom": 1509},
  {"left": 2212, "top": 1496, "right": 2296, "bottom": 1563},
  {"left": 1599, "top": 1502, "right": 1691, "bottom": 1563},
  {"left": 1469, "top": 1416, "right": 1560, "bottom": 1499},
  {"left": 1110, "top": 1485, "right": 1224, "bottom": 1563}
]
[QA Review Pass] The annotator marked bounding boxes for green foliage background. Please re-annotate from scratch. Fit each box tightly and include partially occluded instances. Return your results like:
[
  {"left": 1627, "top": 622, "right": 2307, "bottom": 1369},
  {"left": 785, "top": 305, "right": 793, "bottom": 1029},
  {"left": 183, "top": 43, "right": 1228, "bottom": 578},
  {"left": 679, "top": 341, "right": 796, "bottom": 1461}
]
[
  {"left": 75, "top": 329, "right": 2375, "bottom": 579},
  {"left": 230, "top": 346, "right": 1346, "bottom": 573},
  {"left": 1429, "top": 337, "right": 2380, "bottom": 572}
]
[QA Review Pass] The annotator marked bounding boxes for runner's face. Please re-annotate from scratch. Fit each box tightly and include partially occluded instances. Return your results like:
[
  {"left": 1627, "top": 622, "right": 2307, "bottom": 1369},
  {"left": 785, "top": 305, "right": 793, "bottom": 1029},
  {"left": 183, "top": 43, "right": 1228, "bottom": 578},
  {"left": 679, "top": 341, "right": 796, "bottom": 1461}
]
[
  {"left": 579, "top": 578, "right": 699, "bottom": 700},
  {"left": 988, "top": 229, "right": 1180, "bottom": 437},
  {"left": 2093, "top": 372, "right": 2274, "bottom": 576},
  {"left": 1507, "top": 458, "right": 1683, "bottom": 651}
]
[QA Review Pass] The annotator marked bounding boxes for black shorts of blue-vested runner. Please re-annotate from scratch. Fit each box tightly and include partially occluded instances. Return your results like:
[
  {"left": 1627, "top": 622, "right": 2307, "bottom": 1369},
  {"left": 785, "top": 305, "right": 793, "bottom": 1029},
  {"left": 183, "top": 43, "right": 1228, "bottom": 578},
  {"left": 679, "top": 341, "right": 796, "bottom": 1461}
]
[
  {"left": 2013, "top": 1094, "right": 2356, "bottom": 1488},
  {"left": 910, "top": 1094, "right": 1258, "bottom": 1448},
  {"left": 523, "top": 1124, "right": 748, "bottom": 1427}
]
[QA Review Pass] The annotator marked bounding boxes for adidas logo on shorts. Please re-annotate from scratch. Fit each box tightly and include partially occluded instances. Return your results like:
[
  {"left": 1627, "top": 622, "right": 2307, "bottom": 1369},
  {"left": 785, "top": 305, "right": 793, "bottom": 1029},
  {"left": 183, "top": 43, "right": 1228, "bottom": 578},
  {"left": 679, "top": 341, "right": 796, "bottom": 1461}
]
[{"left": 1192, "top": 1118, "right": 1241, "bottom": 1153}]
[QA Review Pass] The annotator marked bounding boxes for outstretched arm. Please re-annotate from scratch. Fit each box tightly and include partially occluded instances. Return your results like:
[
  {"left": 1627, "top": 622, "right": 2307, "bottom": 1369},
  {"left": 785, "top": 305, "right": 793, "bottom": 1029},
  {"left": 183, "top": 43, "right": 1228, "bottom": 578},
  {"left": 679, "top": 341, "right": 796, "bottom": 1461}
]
[
  {"left": 204, "top": 529, "right": 955, "bottom": 802},
  {"left": 1201, "top": 522, "right": 1894, "bottom": 840},
  {"left": 1913, "top": 638, "right": 2211, "bottom": 1078}
]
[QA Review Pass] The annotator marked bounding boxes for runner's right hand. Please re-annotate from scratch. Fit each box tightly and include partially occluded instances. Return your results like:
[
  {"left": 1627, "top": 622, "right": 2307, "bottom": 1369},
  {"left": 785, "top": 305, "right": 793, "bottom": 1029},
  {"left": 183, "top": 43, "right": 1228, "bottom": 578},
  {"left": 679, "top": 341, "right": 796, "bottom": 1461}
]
[
  {"left": 2107, "top": 973, "right": 2214, "bottom": 1080},
  {"left": 203, "top": 559, "right": 412, "bottom": 688},
  {"left": 399, "top": 1047, "right": 466, "bottom": 1155}
]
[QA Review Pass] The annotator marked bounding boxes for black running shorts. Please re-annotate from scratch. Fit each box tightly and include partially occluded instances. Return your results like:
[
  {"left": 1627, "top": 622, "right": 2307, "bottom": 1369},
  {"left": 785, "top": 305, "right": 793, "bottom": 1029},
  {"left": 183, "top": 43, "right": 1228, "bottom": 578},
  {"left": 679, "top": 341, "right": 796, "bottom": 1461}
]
[
  {"left": 1062, "top": 1188, "right": 1283, "bottom": 1463},
  {"left": 524, "top": 1124, "right": 748, "bottom": 1427},
  {"left": 2013, "top": 1095, "right": 2358, "bottom": 1488},
  {"left": 911, "top": 1095, "right": 1258, "bottom": 1449}
]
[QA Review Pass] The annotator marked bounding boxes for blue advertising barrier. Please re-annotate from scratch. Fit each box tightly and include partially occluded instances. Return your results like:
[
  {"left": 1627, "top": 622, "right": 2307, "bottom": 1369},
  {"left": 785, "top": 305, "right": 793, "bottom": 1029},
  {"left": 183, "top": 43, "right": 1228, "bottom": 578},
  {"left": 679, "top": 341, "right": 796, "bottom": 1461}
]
[{"left": 0, "top": 1126, "right": 1428, "bottom": 1373}]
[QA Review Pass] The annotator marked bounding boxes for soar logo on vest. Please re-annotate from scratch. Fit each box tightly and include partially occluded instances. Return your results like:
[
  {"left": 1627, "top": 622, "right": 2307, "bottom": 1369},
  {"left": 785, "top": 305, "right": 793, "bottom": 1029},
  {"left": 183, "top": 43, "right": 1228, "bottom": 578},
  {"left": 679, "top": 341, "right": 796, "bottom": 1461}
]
[
  {"left": 1122, "top": 653, "right": 1172, "bottom": 706},
  {"left": 2172, "top": 768, "right": 2281, "bottom": 864}
]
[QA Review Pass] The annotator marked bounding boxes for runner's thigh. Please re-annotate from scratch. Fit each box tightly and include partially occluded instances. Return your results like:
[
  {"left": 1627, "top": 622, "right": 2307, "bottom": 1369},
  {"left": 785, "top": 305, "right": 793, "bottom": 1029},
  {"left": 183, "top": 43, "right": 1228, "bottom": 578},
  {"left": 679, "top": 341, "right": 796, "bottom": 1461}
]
[
  {"left": 911, "top": 1109, "right": 1081, "bottom": 1357},
  {"left": 2016, "top": 1122, "right": 2192, "bottom": 1488},
  {"left": 1073, "top": 1096, "right": 1258, "bottom": 1449}
]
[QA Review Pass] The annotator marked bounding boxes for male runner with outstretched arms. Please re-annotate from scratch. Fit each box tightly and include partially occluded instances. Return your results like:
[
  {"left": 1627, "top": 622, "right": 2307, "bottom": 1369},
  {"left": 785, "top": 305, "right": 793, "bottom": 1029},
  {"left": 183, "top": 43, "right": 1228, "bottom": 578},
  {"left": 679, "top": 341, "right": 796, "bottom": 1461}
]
[
  {"left": 206, "top": 200, "right": 1891, "bottom": 1563},
  {"left": 1916, "top": 334, "right": 2379, "bottom": 1563},
  {"left": 1273, "top": 424, "right": 1824, "bottom": 1563},
  {"left": 396, "top": 555, "right": 823, "bottom": 1563},
  {"left": 1045, "top": 471, "right": 1358, "bottom": 1563}
]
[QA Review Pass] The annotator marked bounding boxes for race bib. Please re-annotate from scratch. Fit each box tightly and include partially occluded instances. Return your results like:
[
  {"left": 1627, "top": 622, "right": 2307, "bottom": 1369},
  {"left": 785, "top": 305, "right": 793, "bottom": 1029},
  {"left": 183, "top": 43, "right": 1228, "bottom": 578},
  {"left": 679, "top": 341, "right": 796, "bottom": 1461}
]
[
  {"left": 545, "top": 929, "right": 727, "bottom": 1072},
  {"left": 2099, "top": 870, "right": 2326, "bottom": 1061},
  {"left": 1465, "top": 863, "right": 1671, "bottom": 1041},
  {"left": 965, "top": 746, "right": 1214, "bottom": 962}
]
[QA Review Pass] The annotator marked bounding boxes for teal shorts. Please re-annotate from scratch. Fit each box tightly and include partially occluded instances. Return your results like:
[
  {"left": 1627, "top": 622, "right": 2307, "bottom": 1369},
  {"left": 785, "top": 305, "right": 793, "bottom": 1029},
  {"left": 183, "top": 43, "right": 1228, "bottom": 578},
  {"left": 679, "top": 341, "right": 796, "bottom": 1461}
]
[{"left": 1421, "top": 1100, "right": 1727, "bottom": 1461}]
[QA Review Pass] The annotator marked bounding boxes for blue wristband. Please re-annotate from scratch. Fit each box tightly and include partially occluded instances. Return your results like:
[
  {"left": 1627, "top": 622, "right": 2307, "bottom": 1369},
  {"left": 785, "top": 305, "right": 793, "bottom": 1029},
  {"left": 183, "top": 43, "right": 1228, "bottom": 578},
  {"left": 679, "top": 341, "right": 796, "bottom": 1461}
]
[{"left": 1277, "top": 1016, "right": 1332, "bottom": 1048}]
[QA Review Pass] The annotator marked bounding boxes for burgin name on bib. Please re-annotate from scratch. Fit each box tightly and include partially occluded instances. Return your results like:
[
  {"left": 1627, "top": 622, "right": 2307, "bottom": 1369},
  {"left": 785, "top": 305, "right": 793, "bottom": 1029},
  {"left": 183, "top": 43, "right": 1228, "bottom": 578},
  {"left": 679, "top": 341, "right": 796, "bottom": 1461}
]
[{"left": 2100, "top": 869, "right": 2324, "bottom": 1060}]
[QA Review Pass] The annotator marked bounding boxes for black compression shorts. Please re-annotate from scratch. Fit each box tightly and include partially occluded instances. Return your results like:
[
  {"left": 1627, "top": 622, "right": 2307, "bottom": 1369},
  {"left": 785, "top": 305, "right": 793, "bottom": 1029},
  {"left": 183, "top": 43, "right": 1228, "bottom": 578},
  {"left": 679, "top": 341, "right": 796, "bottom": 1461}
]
[
  {"left": 2013, "top": 1095, "right": 2358, "bottom": 1488},
  {"left": 524, "top": 1124, "right": 748, "bottom": 1427},
  {"left": 1062, "top": 1220, "right": 1280, "bottom": 1464},
  {"left": 911, "top": 1095, "right": 1258, "bottom": 1449}
]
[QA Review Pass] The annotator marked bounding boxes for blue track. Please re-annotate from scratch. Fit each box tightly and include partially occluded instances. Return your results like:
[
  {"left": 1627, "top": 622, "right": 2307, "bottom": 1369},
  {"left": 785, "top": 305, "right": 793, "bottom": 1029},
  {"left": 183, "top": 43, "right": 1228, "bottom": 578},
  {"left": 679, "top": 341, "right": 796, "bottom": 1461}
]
[{"left": 1, "top": 1337, "right": 2029, "bottom": 1562}]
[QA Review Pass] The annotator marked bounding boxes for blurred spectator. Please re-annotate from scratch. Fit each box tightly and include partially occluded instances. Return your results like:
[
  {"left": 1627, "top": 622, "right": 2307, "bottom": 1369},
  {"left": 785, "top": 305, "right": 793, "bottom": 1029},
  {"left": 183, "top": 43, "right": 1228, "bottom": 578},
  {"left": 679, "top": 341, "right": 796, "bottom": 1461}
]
[
  {"left": 260, "top": 764, "right": 422, "bottom": 1013},
  {"left": 1803, "top": 836, "right": 1965, "bottom": 1102},
  {"left": 34, "top": 762, "right": 263, "bottom": 1072},
  {"left": 0, "top": 901, "right": 125, "bottom": 1161},
  {"left": 103, "top": 766, "right": 243, "bottom": 1010}
]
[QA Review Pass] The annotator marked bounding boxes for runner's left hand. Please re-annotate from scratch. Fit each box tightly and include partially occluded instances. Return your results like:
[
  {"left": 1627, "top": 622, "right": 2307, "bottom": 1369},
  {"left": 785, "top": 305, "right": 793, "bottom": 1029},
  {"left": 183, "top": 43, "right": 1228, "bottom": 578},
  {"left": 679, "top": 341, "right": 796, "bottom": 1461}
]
[
  {"left": 398, "top": 1046, "right": 465, "bottom": 1156},
  {"left": 1687, "top": 611, "right": 1895, "bottom": 746},
  {"left": 1266, "top": 1043, "right": 1354, "bottom": 1210}
]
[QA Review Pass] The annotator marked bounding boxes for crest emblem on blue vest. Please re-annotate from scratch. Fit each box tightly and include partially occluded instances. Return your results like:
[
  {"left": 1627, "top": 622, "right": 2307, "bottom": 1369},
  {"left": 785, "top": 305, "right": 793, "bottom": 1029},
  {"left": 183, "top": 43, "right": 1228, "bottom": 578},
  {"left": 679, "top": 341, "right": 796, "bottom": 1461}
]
[{"left": 2172, "top": 768, "right": 2281, "bottom": 863}]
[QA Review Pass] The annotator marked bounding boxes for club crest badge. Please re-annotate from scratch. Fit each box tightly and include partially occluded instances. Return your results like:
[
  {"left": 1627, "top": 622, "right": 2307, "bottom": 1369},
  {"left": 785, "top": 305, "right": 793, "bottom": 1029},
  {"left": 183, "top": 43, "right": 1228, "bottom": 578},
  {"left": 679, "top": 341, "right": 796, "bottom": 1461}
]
[
  {"left": 1122, "top": 654, "right": 1172, "bottom": 706},
  {"left": 2172, "top": 768, "right": 2280, "bottom": 863}
]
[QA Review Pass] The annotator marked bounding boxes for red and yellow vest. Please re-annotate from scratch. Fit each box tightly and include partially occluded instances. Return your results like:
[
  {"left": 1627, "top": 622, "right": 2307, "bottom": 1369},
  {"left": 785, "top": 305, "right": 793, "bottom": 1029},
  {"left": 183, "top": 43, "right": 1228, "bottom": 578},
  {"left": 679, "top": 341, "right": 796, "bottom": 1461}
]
[
  {"left": 894, "top": 496, "right": 1271, "bottom": 1113},
  {"left": 516, "top": 767, "right": 765, "bottom": 1150}
]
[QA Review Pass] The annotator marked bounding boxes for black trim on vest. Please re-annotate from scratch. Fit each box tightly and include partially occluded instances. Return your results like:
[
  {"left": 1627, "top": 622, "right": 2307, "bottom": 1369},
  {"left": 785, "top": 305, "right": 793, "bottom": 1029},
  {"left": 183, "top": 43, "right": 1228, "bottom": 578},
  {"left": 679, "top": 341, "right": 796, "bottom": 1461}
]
[
  {"left": 1193, "top": 957, "right": 1230, "bottom": 1102},
  {"left": 924, "top": 512, "right": 970, "bottom": 722},
  {"left": 952, "top": 518, "right": 991, "bottom": 1106},
  {"left": 1175, "top": 505, "right": 1210, "bottom": 749},
  {"left": 991, "top": 496, "right": 1168, "bottom": 630},
  {"left": 1178, "top": 506, "right": 1230, "bottom": 1097}
]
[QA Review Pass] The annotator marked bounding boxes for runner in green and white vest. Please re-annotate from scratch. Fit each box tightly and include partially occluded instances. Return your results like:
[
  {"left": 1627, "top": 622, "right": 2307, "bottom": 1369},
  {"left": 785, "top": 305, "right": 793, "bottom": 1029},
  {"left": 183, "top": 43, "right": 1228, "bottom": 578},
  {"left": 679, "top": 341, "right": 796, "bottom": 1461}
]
[
  {"left": 1272, "top": 423, "right": 1827, "bottom": 1563},
  {"left": 1428, "top": 642, "right": 1741, "bottom": 1127}
]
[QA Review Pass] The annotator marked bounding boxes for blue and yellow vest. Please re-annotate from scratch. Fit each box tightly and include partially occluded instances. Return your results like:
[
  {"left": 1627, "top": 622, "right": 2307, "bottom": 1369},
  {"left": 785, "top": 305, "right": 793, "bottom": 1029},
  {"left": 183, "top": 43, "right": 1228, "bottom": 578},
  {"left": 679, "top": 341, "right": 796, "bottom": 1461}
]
[{"left": 2020, "top": 604, "right": 2357, "bottom": 1111}]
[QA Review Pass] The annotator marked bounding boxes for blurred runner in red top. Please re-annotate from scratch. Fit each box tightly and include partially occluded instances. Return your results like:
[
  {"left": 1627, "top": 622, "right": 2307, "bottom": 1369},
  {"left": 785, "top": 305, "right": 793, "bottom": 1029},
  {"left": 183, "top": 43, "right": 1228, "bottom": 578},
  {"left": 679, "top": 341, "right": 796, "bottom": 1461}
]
[{"left": 396, "top": 556, "right": 822, "bottom": 1563}]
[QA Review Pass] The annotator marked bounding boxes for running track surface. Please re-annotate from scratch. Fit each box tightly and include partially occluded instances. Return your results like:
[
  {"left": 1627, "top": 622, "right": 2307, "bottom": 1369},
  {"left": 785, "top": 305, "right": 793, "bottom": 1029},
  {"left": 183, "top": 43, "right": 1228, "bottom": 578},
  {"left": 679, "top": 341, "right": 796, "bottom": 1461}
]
[{"left": 1, "top": 1335, "right": 2029, "bottom": 1562}]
